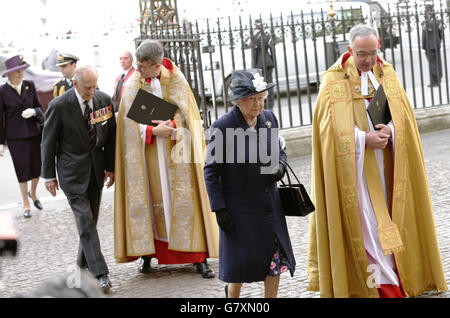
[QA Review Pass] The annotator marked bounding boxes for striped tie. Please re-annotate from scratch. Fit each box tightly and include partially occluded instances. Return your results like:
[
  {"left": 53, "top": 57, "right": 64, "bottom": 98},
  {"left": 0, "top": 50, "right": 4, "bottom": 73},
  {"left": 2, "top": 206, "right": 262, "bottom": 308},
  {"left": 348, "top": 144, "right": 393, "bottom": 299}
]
[{"left": 83, "top": 100, "right": 96, "bottom": 149}]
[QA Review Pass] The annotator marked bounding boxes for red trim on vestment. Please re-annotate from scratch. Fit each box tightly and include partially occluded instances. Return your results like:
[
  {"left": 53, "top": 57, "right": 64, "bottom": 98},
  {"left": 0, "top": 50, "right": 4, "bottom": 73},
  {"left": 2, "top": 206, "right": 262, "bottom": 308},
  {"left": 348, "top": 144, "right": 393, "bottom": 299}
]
[
  {"left": 113, "top": 67, "right": 136, "bottom": 101},
  {"left": 378, "top": 284, "right": 405, "bottom": 298},
  {"left": 145, "top": 125, "right": 155, "bottom": 145},
  {"left": 341, "top": 51, "right": 352, "bottom": 67},
  {"left": 144, "top": 120, "right": 176, "bottom": 145},
  {"left": 144, "top": 240, "right": 208, "bottom": 265},
  {"left": 145, "top": 69, "right": 162, "bottom": 83},
  {"left": 162, "top": 58, "right": 174, "bottom": 73}
]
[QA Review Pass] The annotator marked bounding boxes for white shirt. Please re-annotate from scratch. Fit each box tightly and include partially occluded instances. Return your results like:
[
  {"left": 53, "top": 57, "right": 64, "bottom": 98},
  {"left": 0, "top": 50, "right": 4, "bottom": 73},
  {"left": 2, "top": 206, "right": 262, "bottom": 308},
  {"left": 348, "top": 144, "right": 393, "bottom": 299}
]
[
  {"left": 122, "top": 66, "right": 133, "bottom": 77},
  {"left": 7, "top": 80, "right": 22, "bottom": 95},
  {"left": 74, "top": 87, "right": 93, "bottom": 115},
  {"left": 65, "top": 78, "right": 73, "bottom": 87}
]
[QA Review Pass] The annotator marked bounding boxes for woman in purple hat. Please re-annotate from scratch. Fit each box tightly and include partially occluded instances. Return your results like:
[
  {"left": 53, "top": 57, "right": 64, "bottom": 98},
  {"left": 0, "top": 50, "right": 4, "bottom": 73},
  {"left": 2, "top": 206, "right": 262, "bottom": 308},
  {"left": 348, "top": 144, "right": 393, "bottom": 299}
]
[{"left": 0, "top": 55, "right": 45, "bottom": 218}]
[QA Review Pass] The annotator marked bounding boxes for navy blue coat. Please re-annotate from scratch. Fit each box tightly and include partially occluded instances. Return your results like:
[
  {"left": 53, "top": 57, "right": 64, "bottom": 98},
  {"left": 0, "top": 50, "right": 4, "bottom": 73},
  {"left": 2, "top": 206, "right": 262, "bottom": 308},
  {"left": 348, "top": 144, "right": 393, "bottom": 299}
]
[
  {"left": 0, "top": 80, "right": 44, "bottom": 144},
  {"left": 204, "top": 105, "right": 296, "bottom": 283}
]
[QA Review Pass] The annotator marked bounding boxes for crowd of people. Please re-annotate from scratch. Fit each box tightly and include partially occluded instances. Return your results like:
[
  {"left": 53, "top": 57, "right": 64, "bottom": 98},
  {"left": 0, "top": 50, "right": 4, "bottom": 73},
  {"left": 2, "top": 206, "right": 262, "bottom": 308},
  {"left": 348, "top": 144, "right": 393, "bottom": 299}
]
[{"left": 0, "top": 23, "right": 447, "bottom": 298}]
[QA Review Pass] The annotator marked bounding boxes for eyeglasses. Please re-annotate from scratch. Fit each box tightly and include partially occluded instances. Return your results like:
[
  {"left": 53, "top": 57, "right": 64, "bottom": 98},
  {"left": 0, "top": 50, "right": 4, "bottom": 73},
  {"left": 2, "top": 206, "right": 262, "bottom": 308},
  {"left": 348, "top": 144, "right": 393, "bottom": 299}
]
[{"left": 356, "top": 51, "right": 378, "bottom": 59}]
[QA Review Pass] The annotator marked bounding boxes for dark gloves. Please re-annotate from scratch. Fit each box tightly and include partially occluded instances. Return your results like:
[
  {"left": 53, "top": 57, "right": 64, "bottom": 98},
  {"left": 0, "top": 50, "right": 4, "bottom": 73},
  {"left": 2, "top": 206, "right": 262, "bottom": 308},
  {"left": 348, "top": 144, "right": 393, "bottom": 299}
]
[
  {"left": 215, "top": 208, "right": 233, "bottom": 235},
  {"left": 265, "top": 162, "right": 286, "bottom": 182}
]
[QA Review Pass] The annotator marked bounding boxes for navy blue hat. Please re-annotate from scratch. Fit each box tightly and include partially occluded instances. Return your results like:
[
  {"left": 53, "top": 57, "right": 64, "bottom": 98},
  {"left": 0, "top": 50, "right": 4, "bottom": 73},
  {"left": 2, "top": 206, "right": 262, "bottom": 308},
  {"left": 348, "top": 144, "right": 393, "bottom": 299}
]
[{"left": 228, "top": 69, "right": 275, "bottom": 102}]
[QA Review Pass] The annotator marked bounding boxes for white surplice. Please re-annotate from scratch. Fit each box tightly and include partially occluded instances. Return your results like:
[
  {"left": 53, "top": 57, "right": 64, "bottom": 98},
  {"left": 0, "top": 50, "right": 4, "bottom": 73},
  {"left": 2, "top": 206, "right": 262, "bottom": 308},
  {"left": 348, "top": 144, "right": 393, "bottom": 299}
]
[
  {"left": 354, "top": 71, "right": 399, "bottom": 286},
  {"left": 139, "top": 78, "right": 173, "bottom": 242}
]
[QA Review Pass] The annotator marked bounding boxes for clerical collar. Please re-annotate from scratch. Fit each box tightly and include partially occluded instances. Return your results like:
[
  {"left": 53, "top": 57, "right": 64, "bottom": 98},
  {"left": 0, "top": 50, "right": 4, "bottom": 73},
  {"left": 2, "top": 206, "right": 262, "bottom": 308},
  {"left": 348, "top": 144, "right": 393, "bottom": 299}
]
[
  {"left": 144, "top": 72, "right": 161, "bottom": 83},
  {"left": 360, "top": 71, "right": 379, "bottom": 96},
  {"left": 340, "top": 52, "right": 382, "bottom": 96}
]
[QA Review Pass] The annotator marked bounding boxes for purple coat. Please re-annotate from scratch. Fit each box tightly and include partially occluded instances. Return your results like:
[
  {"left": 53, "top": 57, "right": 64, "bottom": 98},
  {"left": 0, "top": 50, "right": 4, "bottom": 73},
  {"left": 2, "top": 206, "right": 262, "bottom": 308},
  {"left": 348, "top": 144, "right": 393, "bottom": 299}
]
[{"left": 0, "top": 80, "right": 44, "bottom": 144}]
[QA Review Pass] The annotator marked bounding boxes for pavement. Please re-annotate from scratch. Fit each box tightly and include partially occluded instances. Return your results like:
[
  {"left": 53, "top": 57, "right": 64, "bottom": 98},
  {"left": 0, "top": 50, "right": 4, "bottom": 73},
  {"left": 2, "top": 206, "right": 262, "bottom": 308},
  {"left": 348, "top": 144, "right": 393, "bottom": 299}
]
[{"left": 0, "top": 129, "right": 449, "bottom": 299}]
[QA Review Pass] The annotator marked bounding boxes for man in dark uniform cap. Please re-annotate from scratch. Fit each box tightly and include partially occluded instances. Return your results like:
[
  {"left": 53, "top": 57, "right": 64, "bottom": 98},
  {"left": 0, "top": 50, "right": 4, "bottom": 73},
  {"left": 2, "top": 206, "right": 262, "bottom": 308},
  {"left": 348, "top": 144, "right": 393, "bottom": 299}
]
[{"left": 53, "top": 53, "right": 79, "bottom": 97}]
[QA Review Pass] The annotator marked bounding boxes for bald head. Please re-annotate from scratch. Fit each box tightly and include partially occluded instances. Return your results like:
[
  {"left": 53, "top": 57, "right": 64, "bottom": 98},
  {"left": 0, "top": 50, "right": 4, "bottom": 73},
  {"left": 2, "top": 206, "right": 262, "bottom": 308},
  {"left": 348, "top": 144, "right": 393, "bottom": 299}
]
[
  {"left": 120, "top": 50, "right": 133, "bottom": 71},
  {"left": 73, "top": 65, "right": 98, "bottom": 101}
]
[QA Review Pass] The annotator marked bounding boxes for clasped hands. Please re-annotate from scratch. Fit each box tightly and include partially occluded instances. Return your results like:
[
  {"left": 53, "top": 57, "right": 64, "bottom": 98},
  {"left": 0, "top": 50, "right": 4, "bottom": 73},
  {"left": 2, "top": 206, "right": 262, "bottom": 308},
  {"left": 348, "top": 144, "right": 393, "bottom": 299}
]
[
  {"left": 366, "top": 124, "right": 392, "bottom": 150},
  {"left": 151, "top": 119, "right": 175, "bottom": 138}
]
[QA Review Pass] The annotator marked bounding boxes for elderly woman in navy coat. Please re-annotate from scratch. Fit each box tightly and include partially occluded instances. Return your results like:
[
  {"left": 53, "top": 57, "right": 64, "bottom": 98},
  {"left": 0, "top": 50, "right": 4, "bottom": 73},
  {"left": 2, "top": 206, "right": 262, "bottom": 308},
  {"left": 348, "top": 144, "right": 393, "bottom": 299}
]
[
  {"left": 0, "top": 55, "right": 45, "bottom": 218},
  {"left": 204, "top": 69, "right": 295, "bottom": 298}
]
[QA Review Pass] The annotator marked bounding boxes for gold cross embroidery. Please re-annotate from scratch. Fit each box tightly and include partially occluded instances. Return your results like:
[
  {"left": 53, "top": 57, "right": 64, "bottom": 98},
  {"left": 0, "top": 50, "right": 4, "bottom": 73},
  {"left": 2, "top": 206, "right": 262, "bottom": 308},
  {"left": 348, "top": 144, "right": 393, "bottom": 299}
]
[
  {"left": 343, "top": 189, "right": 357, "bottom": 210},
  {"left": 332, "top": 85, "right": 346, "bottom": 99},
  {"left": 338, "top": 136, "right": 352, "bottom": 153},
  {"left": 381, "top": 230, "right": 396, "bottom": 244},
  {"left": 385, "top": 81, "right": 397, "bottom": 95}
]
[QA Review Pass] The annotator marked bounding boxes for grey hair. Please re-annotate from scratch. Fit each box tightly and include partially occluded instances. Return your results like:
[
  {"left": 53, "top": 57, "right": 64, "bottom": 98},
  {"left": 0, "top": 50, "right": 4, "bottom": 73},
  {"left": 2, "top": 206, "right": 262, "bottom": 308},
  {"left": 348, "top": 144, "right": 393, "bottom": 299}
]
[
  {"left": 73, "top": 65, "right": 98, "bottom": 84},
  {"left": 136, "top": 40, "right": 164, "bottom": 64},
  {"left": 348, "top": 24, "right": 378, "bottom": 48}
]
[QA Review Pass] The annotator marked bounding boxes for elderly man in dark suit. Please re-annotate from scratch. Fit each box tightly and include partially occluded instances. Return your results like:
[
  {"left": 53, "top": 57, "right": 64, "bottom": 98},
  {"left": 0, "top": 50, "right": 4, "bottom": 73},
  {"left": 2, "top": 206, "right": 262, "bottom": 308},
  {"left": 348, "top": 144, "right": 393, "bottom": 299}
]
[{"left": 41, "top": 65, "right": 116, "bottom": 293}]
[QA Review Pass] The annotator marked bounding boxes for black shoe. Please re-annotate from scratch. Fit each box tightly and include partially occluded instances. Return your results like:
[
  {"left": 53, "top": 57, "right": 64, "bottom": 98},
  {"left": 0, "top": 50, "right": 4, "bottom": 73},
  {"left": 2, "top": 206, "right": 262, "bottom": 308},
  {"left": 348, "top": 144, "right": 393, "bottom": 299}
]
[
  {"left": 28, "top": 192, "right": 43, "bottom": 210},
  {"left": 138, "top": 256, "right": 152, "bottom": 273},
  {"left": 23, "top": 209, "right": 31, "bottom": 218},
  {"left": 195, "top": 261, "right": 215, "bottom": 279},
  {"left": 97, "top": 274, "right": 112, "bottom": 294}
]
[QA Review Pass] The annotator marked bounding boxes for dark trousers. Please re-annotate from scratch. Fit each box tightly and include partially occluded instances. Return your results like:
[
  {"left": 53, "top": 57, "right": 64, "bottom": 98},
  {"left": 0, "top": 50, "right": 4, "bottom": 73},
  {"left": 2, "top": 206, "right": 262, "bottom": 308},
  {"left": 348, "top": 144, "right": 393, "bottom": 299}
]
[
  {"left": 425, "top": 49, "right": 443, "bottom": 84},
  {"left": 64, "top": 171, "right": 108, "bottom": 277}
]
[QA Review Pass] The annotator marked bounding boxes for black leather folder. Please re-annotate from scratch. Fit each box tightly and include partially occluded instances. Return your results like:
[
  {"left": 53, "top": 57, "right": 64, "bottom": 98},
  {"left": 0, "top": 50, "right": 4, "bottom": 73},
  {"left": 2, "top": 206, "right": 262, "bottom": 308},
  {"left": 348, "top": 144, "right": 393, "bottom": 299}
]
[
  {"left": 367, "top": 85, "right": 391, "bottom": 128},
  {"left": 127, "top": 88, "right": 178, "bottom": 126}
]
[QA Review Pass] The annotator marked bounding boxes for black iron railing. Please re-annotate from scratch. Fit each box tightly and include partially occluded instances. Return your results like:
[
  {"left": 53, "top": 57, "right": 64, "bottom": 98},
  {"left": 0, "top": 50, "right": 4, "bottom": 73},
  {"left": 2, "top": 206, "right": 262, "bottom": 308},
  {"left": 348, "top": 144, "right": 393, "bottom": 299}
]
[{"left": 139, "top": 1, "right": 450, "bottom": 129}]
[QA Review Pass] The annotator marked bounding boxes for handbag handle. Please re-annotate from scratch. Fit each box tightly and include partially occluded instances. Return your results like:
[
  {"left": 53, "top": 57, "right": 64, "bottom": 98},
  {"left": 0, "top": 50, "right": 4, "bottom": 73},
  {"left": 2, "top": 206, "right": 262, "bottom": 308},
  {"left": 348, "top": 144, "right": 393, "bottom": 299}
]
[
  {"left": 279, "top": 161, "right": 302, "bottom": 187},
  {"left": 279, "top": 162, "right": 307, "bottom": 202}
]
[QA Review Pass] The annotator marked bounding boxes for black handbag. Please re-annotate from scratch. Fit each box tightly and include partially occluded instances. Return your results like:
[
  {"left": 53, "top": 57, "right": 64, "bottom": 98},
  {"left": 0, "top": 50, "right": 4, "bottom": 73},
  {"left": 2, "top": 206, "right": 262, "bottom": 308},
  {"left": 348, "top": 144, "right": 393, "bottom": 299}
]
[{"left": 278, "top": 162, "right": 315, "bottom": 217}]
